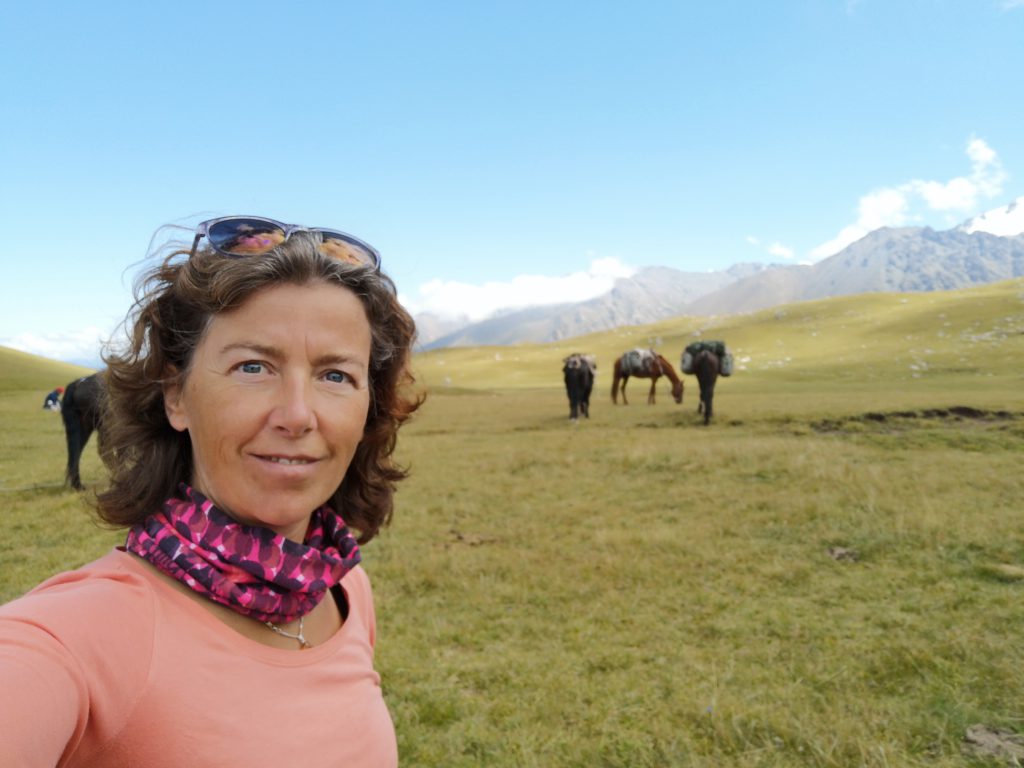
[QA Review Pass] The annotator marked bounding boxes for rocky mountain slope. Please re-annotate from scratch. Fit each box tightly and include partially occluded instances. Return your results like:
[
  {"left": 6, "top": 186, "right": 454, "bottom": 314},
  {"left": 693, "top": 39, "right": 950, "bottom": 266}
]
[
  {"left": 422, "top": 263, "right": 764, "bottom": 349},
  {"left": 418, "top": 200, "right": 1024, "bottom": 348},
  {"left": 687, "top": 227, "right": 1024, "bottom": 316}
]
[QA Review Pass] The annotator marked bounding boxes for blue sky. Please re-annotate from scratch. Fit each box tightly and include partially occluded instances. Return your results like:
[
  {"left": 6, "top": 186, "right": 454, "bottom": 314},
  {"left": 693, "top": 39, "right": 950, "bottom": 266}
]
[{"left": 3, "top": 0, "right": 1023, "bottom": 365}]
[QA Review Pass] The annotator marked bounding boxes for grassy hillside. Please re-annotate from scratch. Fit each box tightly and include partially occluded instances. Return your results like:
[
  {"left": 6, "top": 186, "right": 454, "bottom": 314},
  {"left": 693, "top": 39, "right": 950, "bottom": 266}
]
[
  {"left": 0, "top": 346, "right": 95, "bottom": 394},
  {"left": 0, "top": 348, "right": 112, "bottom": 601},
  {"left": 0, "top": 347, "right": 99, "bottom": 492},
  {"left": 3, "top": 282, "right": 1024, "bottom": 766},
  {"left": 414, "top": 278, "right": 1024, "bottom": 411}
]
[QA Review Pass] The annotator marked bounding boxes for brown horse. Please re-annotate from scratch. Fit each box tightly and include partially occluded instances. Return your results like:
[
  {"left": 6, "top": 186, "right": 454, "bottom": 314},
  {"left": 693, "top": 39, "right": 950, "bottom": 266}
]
[{"left": 611, "top": 351, "right": 684, "bottom": 405}]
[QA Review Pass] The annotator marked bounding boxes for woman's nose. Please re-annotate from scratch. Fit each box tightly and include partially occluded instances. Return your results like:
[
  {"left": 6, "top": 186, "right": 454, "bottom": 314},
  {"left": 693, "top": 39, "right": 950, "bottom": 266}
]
[{"left": 269, "top": 376, "right": 317, "bottom": 434}]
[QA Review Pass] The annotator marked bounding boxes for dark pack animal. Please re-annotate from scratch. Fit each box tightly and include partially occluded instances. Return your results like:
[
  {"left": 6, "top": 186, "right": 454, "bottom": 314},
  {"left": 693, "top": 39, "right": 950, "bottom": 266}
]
[
  {"left": 681, "top": 341, "right": 731, "bottom": 425},
  {"left": 61, "top": 372, "right": 104, "bottom": 489},
  {"left": 563, "top": 354, "right": 596, "bottom": 421},
  {"left": 692, "top": 349, "right": 720, "bottom": 425},
  {"left": 611, "top": 349, "right": 683, "bottom": 405}
]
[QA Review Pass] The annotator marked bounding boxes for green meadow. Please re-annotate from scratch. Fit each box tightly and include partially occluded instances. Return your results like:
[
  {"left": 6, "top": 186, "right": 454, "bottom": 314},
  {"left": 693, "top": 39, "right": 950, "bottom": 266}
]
[{"left": 2, "top": 279, "right": 1024, "bottom": 766}]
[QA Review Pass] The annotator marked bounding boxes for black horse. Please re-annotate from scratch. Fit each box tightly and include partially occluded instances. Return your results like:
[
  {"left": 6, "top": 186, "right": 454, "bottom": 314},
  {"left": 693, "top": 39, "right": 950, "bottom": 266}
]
[
  {"left": 61, "top": 372, "right": 104, "bottom": 489},
  {"left": 693, "top": 350, "right": 720, "bottom": 425},
  {"left": 563, "top": 354, "right": 596, "bottom": 421}
]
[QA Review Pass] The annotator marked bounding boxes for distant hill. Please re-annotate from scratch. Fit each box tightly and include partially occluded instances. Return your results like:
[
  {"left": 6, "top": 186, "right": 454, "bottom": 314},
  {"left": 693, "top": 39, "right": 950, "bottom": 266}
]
[
  {"left": 422, "top": 263, "right": 765, "bottom": 349},
  {"left": 412, "top": 277, "right": 1024, "bottom": 392},
  {"left": 0, "top": 346, "right": 96, "bottom": 394},
  {"left": 420, "top": 220, "right": 1024, "bottom": 348}
]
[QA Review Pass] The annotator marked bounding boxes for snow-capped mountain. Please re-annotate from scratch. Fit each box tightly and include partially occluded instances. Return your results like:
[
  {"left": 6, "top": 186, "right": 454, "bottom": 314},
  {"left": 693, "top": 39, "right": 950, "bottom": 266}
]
[{"left": 957, "top": 196, "right": 1024, "bottom": 237}]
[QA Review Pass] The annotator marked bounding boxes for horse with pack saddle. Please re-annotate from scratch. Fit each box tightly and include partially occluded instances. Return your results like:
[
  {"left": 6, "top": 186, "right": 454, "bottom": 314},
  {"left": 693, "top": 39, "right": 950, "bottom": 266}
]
[
  {"left": 562, "top": 353, "right": 597, "bottom": 421},
  {"left": 611, "top": 348, "right": 684, "bottom": 405},
  {"left": 680, "top": 340, "right": 733, "bottom": 424}
]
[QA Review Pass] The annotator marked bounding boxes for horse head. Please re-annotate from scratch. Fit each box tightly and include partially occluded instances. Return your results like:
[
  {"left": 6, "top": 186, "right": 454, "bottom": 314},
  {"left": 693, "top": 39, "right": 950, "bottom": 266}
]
[{"left": 671, "top": 379, "right": 684, "bottom": 404}]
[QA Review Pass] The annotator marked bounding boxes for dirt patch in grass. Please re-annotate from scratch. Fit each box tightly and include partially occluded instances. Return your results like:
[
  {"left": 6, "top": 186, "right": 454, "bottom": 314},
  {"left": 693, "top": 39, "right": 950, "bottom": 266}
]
[{"left": 812, "top": 407, "right": 1019, "bottom": 433}]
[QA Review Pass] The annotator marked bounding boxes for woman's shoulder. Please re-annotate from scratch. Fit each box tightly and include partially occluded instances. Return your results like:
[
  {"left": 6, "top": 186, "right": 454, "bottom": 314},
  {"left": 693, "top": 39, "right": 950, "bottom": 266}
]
[
  {"left": 6, "top": 549, "right": 154, "bottom": 613},
  {"left": 341, "top": 562, "right": 372, "bottom": 590},
  {"left": 340, "top": 564, "right": 378, "bottom": 642},
  {"left": 1, "top": 549, "right": 157, "bottom": 664},
  {"left": 0, "top": 549, "right": 157, "bottom": 756}
]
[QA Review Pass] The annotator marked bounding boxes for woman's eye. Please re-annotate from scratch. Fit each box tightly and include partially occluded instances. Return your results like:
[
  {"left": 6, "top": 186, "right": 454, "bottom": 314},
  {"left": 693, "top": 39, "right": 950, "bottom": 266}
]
[
  {"left": 324, "top": 370, "right": 349, "bottom": 384},
  {"left": 239, "top": 362, "right": 264, "bottom": 374}
]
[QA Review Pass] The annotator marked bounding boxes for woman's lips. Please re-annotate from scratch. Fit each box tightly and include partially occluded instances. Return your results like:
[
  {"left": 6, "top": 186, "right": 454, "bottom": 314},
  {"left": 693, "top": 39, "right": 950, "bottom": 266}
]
[{"left": 255, "top": 454, "right": 319, "bottom": 466}]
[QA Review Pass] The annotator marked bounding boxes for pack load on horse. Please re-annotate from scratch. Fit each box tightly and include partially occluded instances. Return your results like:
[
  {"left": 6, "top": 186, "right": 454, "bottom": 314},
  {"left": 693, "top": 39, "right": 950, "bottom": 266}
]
[
  {"left": 620, "top": 348, "right": 653, "bottom": 376},
  {"left": 681, "top": 340, "right": 733, "bottom": 376}
]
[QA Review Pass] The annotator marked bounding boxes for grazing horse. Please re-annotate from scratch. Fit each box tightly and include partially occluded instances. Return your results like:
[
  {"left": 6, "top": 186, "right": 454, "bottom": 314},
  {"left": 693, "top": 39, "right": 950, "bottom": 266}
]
[
  {"left": 61, "top": 372, "right": 104, "bottom": 490},
  {"left": 563, "top": 353, "right": 596, "bottom": 421},
  {"left": 693, "top": 349, "right": 720, "bottom": 425},
  {"left": 611, "top": 350, "right": 684, "bottom": 405}
]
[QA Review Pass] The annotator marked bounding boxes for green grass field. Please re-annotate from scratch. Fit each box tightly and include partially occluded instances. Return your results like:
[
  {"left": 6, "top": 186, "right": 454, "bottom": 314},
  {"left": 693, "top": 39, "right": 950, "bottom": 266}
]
[{"left": 2, "top": 280, "right": 1024, "bottom": 766}]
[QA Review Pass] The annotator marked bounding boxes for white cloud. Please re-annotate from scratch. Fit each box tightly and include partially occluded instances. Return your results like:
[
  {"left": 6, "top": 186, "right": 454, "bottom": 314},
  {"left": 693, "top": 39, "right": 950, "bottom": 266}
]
[
  {"left": 1001, "top": 0, "right": 1024, "bottom": 10},
  {"left": 401, "top": 256, "right": 637, "bottom": 321},
  {"left": 767, "top": 242, "right": 795, "bottom": 260},
  {"left": 746, "top": 235, "right": 795, "bottom": 261},
  {"left": 0, "top": 327, "right": 108, "bottom": 366},
  {"left": 809, "top": 138, "right": 1006, "bottom": 260}
]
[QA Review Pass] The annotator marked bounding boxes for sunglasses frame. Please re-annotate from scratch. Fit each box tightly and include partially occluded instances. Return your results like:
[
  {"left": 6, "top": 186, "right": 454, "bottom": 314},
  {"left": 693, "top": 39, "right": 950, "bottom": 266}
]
[{"left": 190, "top": 215, "right": 381, "bottom": 270}]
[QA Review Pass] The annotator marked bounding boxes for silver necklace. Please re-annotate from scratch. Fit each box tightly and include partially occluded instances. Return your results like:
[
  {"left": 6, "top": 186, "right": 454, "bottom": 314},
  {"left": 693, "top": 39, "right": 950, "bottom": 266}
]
[{"left": 264, "top": 616, "right": 312, "bottom": 649}]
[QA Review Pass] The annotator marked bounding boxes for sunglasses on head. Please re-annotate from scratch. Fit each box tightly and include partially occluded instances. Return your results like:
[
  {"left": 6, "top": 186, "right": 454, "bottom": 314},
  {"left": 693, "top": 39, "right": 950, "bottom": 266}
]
[{"left": 190, "top": 216, "right": 381, "bottom": 270}]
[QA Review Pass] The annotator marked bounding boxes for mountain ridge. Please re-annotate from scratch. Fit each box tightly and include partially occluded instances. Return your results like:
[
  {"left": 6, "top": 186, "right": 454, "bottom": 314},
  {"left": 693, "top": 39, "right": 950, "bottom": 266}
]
[{"left": 418, "top": 220, "right": 1024, "bottom": 349}]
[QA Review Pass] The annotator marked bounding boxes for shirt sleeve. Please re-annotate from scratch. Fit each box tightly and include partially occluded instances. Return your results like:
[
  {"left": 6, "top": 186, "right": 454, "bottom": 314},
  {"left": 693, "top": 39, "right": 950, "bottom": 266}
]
[
  {"left": 0, "top": 561, "right": 155, "bottom": 767},
  {"left": 0, "top": 618, "right": 90, "bottom": 766}
]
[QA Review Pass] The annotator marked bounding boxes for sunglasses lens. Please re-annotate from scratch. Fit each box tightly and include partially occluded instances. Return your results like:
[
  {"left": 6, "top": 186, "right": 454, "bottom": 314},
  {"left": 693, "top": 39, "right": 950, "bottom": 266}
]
[
  {"left": 207, "top": 218, "right": 287, "bottom": 256},
  {"left": 319, "top": 232, "right": 380, "bottom": 268}
]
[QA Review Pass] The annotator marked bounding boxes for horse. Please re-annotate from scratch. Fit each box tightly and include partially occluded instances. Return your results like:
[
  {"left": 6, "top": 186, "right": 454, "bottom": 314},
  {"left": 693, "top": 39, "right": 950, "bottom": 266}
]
[
  {"left": 693, "top": 349, "right": 720, "bottom": 425},
  {"left": 611, "top": 350, "right": 684, "bottom": 405},
  {"left": 61, "top": 372, "right": 104, "bottom": 490},
  {"left": 563, "top": 354, "right": 596, "bottom": 421}
]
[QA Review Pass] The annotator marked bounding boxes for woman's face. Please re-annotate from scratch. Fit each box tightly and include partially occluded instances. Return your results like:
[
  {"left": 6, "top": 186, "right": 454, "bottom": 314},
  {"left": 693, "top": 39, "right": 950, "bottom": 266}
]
[{"left": 163, "top": 281, "right": 372, "bottom": 541}]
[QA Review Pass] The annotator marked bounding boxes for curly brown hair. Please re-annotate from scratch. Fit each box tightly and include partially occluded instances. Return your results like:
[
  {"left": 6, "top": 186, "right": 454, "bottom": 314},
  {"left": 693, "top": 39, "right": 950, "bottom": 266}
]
[{"left": 96, "top": 231, "right": 422, "bottom": 543}]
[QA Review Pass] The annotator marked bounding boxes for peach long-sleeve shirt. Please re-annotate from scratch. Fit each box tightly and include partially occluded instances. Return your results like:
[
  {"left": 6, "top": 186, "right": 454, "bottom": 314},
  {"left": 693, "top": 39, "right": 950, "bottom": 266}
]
[{"left": 0, "top": 549, "right": 397, "bottom": 767}]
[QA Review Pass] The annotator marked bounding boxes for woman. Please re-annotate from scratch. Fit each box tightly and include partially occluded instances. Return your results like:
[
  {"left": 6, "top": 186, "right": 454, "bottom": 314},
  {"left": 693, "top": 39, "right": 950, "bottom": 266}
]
[{"left": 0, "top": 217, "right": 421, "bottom": 766}]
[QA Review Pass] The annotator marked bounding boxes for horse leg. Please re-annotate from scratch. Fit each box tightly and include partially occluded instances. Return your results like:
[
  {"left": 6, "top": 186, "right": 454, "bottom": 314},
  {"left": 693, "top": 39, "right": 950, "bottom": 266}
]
[
  {"left": 704, "top": 381, "right": 715, "bottom": 425},
  {"left": 61, "top": 383, "right": 83, "bottom": 489},
  {"left": 648, "top": 378, "right": 656, "bottom": 405},
  {"left": 621, "top": 376, "right": 629, "bottom": 405},
  {"left": 698, "top": 378, "right": 714, "bottom": 425},
  {"left": 64, "top": 417, "right": 87, "bottom": 489}
]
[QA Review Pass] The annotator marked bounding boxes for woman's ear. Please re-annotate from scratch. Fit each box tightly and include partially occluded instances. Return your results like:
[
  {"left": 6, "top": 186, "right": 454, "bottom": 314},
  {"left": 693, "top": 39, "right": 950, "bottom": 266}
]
[{"left": 162, "top": 368, "right": 189, "bottom": 433}]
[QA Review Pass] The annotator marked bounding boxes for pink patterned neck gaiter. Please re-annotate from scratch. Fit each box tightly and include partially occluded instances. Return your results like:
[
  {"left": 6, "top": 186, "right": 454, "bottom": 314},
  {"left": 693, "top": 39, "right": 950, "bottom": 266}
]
[{"left": 125, "top": 484, "right": 361, "bottom": 624}]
